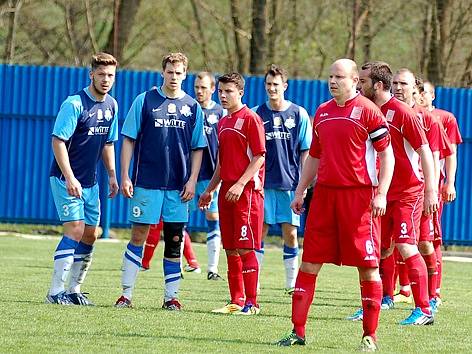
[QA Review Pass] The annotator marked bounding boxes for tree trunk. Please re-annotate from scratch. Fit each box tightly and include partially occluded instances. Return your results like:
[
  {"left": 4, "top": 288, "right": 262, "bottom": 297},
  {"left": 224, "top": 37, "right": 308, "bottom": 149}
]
[
  {"left": 104, "top": 0, "right": 142, "bottom": 62},
  {"left": 249, "top": 0, "right": 267, "bottom": 74},
  {"left": 230, "top": 0, "right": 246, "bottom": 73},
  {"left": 3, "top": 0, "right": 23, "bottom": 64},
  {"left": 190, "top": 0, "right": 210, "bottom": 69},
  {"left": 427, "top": 0, "right": 442, "bottom": 84}
]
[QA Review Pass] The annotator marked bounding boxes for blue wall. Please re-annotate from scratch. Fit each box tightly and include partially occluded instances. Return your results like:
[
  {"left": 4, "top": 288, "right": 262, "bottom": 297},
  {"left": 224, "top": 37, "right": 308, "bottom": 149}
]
[{"left": 0, "top": 64, "right": 470, "bottom": 245}]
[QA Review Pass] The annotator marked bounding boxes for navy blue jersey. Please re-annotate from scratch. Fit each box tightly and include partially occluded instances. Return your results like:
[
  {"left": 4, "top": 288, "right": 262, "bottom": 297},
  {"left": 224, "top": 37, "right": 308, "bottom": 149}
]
[
  {"left": 50, "top": 87, "right": 118, "bottom": 188},
  {"left": 122, "top": 87, "right": 206, "bottom": 190},
  {"left": 199, "top": 101, "right": 225, "bottom": 181},
  {"left": 253, "top": 101, "right": 312, "bottom": 190}
]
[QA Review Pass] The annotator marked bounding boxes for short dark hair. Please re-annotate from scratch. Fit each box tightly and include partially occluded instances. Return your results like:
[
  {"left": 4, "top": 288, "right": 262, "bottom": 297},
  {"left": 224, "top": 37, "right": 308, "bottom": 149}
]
[
  {"left": 415, "top": 76, "right": 424, "bottom": 93},
  {"left": 217, "top": 72, "right": 245, "bottom": 90},
  {"left": 162, "top": 52, "right": 188, "bottom": 71},
  {"left": 196, "top": 71, "right": 216, "bottom": 88},
  {"left": 91, "top": 52, "right": 118, "bottom": 70},
  {"left": 361, "top": 61, "right": 392, "bottom": 91},
  {"left": 264, "top": 64, "right": 288, "bottom": 83}
]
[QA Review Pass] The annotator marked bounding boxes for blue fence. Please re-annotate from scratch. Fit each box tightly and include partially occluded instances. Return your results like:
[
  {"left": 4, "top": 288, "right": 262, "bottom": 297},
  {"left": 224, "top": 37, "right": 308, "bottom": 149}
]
[{"left": 0, "top": 64, "right": 470, "bottom": 245}]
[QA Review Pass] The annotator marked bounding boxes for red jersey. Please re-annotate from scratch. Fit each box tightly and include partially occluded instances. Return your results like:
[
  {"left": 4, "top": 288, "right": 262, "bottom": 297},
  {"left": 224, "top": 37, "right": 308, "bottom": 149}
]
[
  {"left": 431, "top": 108, "right": 462, "bottom": 145},
  {"left": 381, "top": 97, "right": 427, "bottom": 200},
  {"left": 218, "top": 105, "right": 266, "bottom": 190},
  {"left": 310, "top": 94, "right": 390, "bottom": 188},
  {"left": 413, "top": 104, "right": 441, "bottom": 152}
]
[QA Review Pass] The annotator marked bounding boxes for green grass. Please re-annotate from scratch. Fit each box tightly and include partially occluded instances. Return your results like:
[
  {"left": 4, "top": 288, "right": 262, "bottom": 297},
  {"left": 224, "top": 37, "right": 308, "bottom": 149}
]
[{"left": 0, "top": 234, "right": 471, "bottom": 353}]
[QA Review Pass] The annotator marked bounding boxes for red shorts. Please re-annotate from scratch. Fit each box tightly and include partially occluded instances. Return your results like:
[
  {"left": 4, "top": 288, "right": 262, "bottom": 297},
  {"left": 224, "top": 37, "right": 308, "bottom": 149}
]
[
  {"left": 302, "top": 185, "right": 380, "bottom": 268},
  {"left": 381, "top": 194, "right": 422, "bottom": 250},
  {"left": 218, "top": 182, "right": 263, "bottom": 250},
  {"left": 419, "top": 214, "right": 434, "bottom": 242}
]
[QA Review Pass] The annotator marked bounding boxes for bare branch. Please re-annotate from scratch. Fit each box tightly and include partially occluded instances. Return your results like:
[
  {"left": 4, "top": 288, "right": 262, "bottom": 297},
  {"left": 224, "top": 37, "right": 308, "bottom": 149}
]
[{"left": 84, "top": 0, "right": 98, "bottom": 53}]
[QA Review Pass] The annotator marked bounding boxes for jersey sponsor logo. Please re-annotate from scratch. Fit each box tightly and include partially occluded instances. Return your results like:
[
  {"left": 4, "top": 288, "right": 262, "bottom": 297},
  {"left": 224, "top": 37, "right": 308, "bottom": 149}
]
[
  {"left": 97, "top": 109, "right": 104, "bottom": 122},
  {"left": 154, "top": 118, "right": 187, "bottom": 129},
  {"left": 265, "top": 131, "right": 292, "bottom": 141},
  {"left": 88, "top": 125, "right": 110, "bottom": 135},
  {"left": 385, "top": 109, "right": 395, "bottom": 122},
  {"left": 152, "top": 107, "right": 162, "bottom": 112},
  {"left": 207, "top": 113, "right": 218, "bottom": 125},
  {"left": 168, "top": 103, "right": 177, "bottom": 114},
  {"left": 104, "top": 108, "right": 113, "bottom": 121},
  {"left": 350, "top": 106, "right": 363, "bottom": 120},
  {"left": 180, "top": 104, "right": 192, "bottom": 117},
  {"left": 234, "top": 118, "right": 244, "bottom": 130},
  {"left": 273, "top": 116, "right": 282, "bottom": 128},
  {"left": 263, "top": 120, "right": 270, "bottom": 125},
  {"left": 88, "top": 112, "right": 96, "bottom": 118},
  {"left": 284, "top": 116, "right": 296, "bottom": 129},
  {"left": 204, "top": 125, "right": 214, "bottom": 135}
]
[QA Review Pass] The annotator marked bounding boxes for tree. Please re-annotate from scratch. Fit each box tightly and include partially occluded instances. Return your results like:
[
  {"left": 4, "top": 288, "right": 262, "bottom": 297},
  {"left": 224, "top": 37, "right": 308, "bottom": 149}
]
[{"left": 249, "top": 0, "right": 267, "bottom": 74}]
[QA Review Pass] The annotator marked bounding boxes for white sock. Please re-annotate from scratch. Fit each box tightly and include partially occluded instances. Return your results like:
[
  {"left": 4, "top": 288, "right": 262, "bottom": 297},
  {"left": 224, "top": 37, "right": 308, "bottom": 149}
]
[
  {"left": 283, "top": 244, "right": 299, "bottom": 289},
  {"left": 68, "top": 242, "right": 94, "bottom": 294},
  {"left": 163, "top": 258, "right": 181, "bottom": 301},
  {"left": 49, "top": 236, "right": 78, "bottom": 296},
  {"left": 121, "top": 243, "right": 143, "bottom": 299},
  {"left": 207, "top": 232, "right": 221, "bottom": 273}
]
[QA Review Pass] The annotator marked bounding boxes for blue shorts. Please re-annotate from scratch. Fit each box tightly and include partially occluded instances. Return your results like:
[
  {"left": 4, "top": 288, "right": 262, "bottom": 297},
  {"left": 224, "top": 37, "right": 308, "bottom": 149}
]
[
  {"left": 50, "top": 176, "right": 100, "bottom": 226},
  {"left": 264, "top": 189, "right": 300, "bottom": 227},
  {"left": 129, "top": 187, "right": 189, "bottom": 224},
  {"left": 189, "top": 180, "right": 219, "bottom": 214}
]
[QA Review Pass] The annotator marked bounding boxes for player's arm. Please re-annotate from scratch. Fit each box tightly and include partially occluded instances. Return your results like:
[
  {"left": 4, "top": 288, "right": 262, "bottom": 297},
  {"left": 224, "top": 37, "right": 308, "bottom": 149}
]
[
  {"left": 52, "top": 137, "right": 82, "bottom": 198},
  {"left": 417, "top": 145, "right": 439, "bottom": 215},
  {"left": 372, "top": 144, "right": 394, "bottom": 217},
  {"left": 291, "top": 155, "right": 320, "bottom": 215},
  {"left": 102, "top": 143, "right": 119, "bottom": 198},
  {"left": 443, "top": 149, "right": 457, "bottom": 202},
  {"left": 120, "top": 137, "right": 135, "bottom": 198},
  {"left": 199, "top": 158, "right": 221, "bottom": 210},
  {"left": 181, "top": 149, "right": 203, "bottom": 202},
  {"left": 225, "top": 154, "right": 265, "bottom": 202}
]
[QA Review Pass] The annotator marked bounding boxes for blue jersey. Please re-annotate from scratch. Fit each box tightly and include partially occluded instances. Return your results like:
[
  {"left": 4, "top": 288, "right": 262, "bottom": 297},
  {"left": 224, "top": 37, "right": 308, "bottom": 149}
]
[
  {"left": 253, "top": 101, "right": 312, "bottom": 190},
  {"left": 122, "top": 87, "right": 206, "bottom": 190},
  {"left": 50, "top": 87, "right": 118, "bottom": 188},
  {"left": 199, "top": 101, "right": 225, "bottom": 181}
]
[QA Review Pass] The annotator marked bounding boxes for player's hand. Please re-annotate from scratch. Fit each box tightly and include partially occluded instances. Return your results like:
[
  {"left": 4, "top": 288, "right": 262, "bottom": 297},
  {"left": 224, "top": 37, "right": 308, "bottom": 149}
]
[
  {"left": 225, "top": 181, "right": 244, "bottom": 202},
  {"left": 65, "top": 176, "right": 82, "bottom": 198},
  {"left": 441, "top": 182, "right": 456, "bottom": 203},
  {"left": 108, "top": 176, "right": 119, "bottom": 198},
  {"left": 371, "top": 192, "right": 387, "bottom": 217},
  {"left": 121, "top": 176, "right": 134, "bottom": 198},
  {"left": 198, "top": 191, "right": 212, "bottom": 210},
  {"left": 181, "top": 180, "right": 196, "bottom": 202},
  {"left": 423, "top": 189, "right": 439, "bottom": 216},
  {"left": 290, "top": 193, "right": 305, "bottom": 215}
]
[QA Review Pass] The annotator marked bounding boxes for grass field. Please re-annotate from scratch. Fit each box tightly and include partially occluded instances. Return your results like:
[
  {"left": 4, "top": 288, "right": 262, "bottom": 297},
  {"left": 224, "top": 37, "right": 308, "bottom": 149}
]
[{"left": 1, "top": 233, "right": 471, "bottom": 353}]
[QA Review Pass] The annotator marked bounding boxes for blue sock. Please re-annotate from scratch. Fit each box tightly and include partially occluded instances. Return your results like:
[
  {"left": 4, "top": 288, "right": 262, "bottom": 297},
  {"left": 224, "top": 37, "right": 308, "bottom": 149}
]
[{"left": 163, "top": 258, "right": 181, "bottom": 301}]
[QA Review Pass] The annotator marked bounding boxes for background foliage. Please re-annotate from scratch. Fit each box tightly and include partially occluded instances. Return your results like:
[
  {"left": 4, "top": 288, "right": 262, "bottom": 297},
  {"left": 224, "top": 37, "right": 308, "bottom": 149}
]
[{"left": 1, "top": 0, "right": 471, "bottom": 86}]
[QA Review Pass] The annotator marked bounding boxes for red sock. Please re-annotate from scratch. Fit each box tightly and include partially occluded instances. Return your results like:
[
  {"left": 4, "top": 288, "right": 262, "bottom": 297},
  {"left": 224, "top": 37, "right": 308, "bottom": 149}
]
[
  {"left": 422, "top": 252, "right": 437, "bottom": 300},
  {"left": 292, "top": 271, "right": 316, "bottom": 338},
  {"left": 142, "top": 222, "right": 162, "bottom": 269},
  {"left": 397, "top": 260, "right": 410, "bottom": 292},
  {"left": 227, "top": 255, "right": 244, "bottom": 306},
  {"left": 183, "top": 229, "right": 199, "bottom": 268},
  {"left": 405, "top": 254, "right": 430, "bottom": 314},
  {"left": 240, "top": 251, "right": 259, "bottom": 305},
  {"left": 434, "top": 243, "right": 442, "bottom": 297},
  {"left": 361, "top": 280, "right": 382, "bottom": 341},
  {"left": 380, "top": 254, "right": 395, "bottom": 298}
]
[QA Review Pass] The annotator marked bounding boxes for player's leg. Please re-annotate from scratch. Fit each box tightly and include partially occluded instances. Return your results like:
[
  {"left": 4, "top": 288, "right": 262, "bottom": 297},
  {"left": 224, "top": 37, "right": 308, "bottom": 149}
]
[
  {"left": 142, "top": 221, "right": 163, "bottom": 270},
  {"left": 116, "top": 187, "right": 161, "bottom": 308},
  {"left": 205, "top": 210, "right": 222, "bottom": 280},
  {"left": 433, "top": 241, "right": 443, "bottom": 302},
  {"left": 47, "top": 177, "right": 84, "bottom": 304},
  {"left": 67, "top": 184, "right": 101, "bottom": 305},
  {"left": 162, "top": 221, "right": 185, "bottom": 310},
  {"left": 281, "top": 223, "right": 298, "bottom": 294},
  {"left": 258, "top": 189, "right": 275, "bottom": 287},
  {"left": 160, "top": 190, "right": 191, "bottom": 310},
  {"left": 358, "top": 267, "right": 382, "bottom": 352},
  {"left": 279, "top": 190, "right": 300, "bottom": 294},
  {"left": 182, "top": 226, "right": 201, "bottom": 272},
  {"left": 234, "top": 187, "right": 264, "bottom": 315},
  {"left": 393, "top": 248, "right": 412, "bottom": 303}
]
